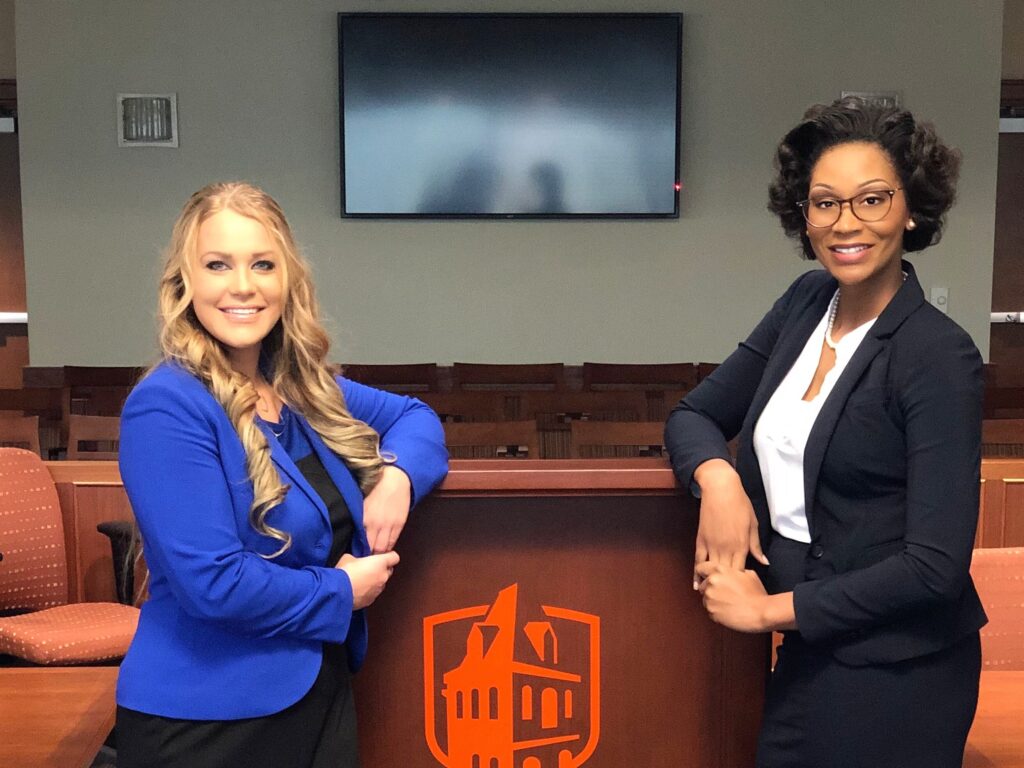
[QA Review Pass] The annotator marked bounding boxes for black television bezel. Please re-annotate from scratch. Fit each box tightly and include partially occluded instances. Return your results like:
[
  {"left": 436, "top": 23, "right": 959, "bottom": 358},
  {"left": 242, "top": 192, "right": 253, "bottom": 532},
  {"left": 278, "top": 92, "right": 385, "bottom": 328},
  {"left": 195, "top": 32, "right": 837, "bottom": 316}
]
[{"left": 337, "top": 12, "right": 683, "bottom": 220}]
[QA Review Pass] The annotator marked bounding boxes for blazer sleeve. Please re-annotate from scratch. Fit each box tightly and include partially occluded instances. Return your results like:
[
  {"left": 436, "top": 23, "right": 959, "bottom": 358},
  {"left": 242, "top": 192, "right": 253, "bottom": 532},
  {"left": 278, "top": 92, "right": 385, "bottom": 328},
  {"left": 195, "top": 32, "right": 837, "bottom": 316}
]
[
  {"left": 338, "top": 376, "right": 449, "bottom": 506},
  {"left": 664, "top": 270, "right": 816, "bottom": 489},
  {"left": 792, "top": 321, "right": 984, "bottom": 644},
  {"left": 119, "top": 378, "right": 355, "bottom": 644}
]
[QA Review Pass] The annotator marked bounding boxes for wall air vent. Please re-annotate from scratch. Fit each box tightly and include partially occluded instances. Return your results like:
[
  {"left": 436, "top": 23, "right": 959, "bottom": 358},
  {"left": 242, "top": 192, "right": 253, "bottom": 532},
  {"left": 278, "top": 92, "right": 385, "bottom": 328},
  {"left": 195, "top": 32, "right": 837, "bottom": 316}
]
[{"left": 117, "top": 93, "right": 178, "bottom": 147}]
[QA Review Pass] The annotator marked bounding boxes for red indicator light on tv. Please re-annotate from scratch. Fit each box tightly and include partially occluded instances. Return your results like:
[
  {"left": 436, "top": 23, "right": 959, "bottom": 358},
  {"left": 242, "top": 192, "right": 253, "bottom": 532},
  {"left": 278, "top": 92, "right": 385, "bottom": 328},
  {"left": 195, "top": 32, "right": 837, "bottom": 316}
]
[{"left": 674, "top": 182, "right": 682, "bottom": 191}]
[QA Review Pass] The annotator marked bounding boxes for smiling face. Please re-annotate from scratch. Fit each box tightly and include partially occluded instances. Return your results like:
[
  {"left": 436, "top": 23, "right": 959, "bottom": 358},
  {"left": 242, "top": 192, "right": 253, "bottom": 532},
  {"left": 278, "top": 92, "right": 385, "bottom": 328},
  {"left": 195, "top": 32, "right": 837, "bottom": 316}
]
[
  {"left": 805, "top": 141, "right": 911, "bottom": 291},
  {"left": 190, "top": 209, "right": 284, "bottom": 374}
]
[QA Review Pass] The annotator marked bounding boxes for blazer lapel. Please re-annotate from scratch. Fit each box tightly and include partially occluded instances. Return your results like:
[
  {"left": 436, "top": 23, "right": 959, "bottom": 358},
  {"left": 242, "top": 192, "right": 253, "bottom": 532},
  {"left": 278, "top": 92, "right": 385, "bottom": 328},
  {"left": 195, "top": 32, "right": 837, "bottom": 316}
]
[
  {"left": 737, "top": 275, "right": 834, "bottom": 546},
  {"left": 801, "top": 261, "right": 926, "bottom": 534},
  {"left": 746, "top": 293, "right": 833, "bottom": 431},
  {"left": 259, "top": 422, "right": 331, "bottom": 528},
  {"left": 294, "top": 416, "right": 371, "bottom": 555}
]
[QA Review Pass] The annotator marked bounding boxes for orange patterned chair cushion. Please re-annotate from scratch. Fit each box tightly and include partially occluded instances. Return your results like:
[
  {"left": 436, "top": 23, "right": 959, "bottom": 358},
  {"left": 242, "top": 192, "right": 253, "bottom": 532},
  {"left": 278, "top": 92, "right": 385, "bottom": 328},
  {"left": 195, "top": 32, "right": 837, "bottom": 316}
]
[
  {"left": 0, "top": 602, "right": 139, "bottom": 665},
  {"left": 971, "top": 547, "right": 1024, "bottom": 671}
]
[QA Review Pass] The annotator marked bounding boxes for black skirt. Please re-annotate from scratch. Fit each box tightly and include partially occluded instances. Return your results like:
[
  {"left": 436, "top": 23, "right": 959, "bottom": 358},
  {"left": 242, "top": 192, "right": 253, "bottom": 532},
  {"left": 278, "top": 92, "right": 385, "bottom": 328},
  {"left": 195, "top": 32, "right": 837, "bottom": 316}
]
[
  {"left": 116, "top": 642, "right": 358, "bottom": 768},
  {"left": 756, "top": 627, "right": 980, "bottom": 768},
  {"left": 757, "top": 533, "right": 981, "bottom": 767}
]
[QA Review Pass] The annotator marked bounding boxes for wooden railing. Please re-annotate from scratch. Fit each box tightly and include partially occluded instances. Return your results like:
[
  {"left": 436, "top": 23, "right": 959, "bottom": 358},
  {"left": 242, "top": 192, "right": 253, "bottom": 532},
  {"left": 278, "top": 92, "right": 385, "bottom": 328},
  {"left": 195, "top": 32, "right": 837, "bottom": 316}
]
[{"left": 48, "top": 458, "right": 1024, "bottom": 605}]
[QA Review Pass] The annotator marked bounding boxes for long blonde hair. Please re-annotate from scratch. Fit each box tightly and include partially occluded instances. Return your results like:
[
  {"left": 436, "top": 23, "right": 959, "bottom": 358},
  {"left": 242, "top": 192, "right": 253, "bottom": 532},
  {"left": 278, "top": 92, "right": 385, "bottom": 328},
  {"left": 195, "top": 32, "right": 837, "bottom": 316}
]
[{"left": 156, "top": 181, "right": 385, "bottom": 557}]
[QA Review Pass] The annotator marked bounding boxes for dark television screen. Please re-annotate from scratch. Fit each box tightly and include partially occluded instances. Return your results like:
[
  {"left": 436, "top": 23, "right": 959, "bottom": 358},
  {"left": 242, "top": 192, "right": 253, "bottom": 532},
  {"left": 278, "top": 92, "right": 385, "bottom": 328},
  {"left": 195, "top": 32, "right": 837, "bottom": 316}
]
[{"left": 338, "top": 13, "right": 682, "bottom": 218}]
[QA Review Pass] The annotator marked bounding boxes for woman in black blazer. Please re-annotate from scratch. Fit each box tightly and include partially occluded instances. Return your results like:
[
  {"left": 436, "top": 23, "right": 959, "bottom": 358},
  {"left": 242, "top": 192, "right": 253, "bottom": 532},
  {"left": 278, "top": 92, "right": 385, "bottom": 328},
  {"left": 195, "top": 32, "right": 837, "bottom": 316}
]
[{"left": 665, "top": 98, "right": 986, "bottom": 768}]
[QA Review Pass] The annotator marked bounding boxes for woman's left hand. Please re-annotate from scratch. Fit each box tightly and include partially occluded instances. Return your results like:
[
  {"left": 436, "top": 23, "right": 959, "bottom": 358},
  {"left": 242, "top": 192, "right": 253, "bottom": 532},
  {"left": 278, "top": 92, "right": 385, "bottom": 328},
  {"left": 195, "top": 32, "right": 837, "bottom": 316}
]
[
  {"left": 362, "top": 465, "right": 412, "bottom": 553},
  {"left": 695, "top": 562, "right": 771, "bottom": 633}
]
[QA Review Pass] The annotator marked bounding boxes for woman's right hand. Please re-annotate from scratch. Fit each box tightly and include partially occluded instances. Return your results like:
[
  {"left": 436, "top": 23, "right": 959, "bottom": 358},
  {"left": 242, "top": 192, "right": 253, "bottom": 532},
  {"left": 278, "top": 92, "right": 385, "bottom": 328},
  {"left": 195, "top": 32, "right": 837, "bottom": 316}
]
[
  {"left": 336, "top": 552, "right": 400, "bottom": 609},
  {"left": 692, "top": 459, "right": 767, "bottom": 590}
]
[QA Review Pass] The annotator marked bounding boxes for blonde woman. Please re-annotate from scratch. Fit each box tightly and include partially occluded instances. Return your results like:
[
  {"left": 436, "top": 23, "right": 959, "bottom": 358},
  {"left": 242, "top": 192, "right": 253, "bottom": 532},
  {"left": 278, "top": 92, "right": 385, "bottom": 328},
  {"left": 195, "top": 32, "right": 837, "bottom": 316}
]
[{"left": 115, "top": 182, "right": 448, "bottom": 768}]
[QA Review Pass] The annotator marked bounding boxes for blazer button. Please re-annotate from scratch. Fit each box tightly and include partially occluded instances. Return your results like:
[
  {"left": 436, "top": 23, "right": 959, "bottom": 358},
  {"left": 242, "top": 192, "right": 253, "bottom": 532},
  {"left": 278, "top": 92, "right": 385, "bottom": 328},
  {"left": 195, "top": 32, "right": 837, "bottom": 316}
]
[{"left": 810, "top": 544, "right": 824, "bottom": 559}]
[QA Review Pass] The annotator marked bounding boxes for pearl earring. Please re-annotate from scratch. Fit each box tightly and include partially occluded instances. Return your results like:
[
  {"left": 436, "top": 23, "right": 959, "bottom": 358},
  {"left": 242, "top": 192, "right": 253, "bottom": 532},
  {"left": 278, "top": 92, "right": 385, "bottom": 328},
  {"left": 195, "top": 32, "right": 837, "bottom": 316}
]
[{"left": 907, "top": 219, "right": 917, "bottom": 230}]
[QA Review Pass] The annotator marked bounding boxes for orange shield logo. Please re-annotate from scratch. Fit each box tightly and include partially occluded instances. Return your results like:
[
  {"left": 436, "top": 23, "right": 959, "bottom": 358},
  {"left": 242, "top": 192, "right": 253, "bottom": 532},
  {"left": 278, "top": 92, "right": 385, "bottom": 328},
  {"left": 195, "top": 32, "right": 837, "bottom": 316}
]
[{"left": 424, "top": 584, "right": 600, "bottom": 768}]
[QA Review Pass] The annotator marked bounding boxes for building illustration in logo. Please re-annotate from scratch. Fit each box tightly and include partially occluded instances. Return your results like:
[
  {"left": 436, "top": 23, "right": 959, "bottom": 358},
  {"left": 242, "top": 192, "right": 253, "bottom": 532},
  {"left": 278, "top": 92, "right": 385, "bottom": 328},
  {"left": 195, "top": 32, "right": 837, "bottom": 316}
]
[{"left": 423, "top": 584, "right": 600, "bottom": 768}]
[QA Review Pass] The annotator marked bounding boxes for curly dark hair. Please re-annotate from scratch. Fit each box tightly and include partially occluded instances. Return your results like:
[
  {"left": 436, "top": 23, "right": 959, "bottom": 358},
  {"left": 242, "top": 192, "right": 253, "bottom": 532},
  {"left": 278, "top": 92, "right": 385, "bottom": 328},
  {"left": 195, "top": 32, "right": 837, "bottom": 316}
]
[{"left": 767, "top": 97, "right": 961, "bottom": 260}]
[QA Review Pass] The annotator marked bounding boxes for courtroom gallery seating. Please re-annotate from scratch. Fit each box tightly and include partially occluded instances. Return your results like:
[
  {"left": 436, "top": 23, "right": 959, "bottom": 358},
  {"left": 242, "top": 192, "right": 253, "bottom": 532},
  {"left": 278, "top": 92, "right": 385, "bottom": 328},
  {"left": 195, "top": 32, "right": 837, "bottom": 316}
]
[
  {"left": 582, "top": 361, "right": 700, "bottom": 391},
  {"left": 442, "top": 420, "right": 541, "bottom": 459},
  {"left": 452, "top": 362, "right": 567, "bottom": 391},
  {"left": 8, "top": 362, "right": 1021, "bottom": 465},
  {"left": 569, "top": 420, "right": 667, "bottom": 459},
  {"left": 342, "top": 362, "right": 439, "bottom": 393}
]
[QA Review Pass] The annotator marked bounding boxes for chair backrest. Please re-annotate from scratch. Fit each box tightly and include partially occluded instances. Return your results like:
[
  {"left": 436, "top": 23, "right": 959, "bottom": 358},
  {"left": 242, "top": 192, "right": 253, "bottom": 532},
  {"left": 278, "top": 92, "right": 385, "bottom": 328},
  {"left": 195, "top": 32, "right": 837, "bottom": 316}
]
[
  {"left": 971, "top": 547, "right": 1024, "bottom": 670},
  {"left": 63, "top": 365, "right": 139, "bottom": 417},
  {"left": 569, "top": 420, "right": 667, "bottom": 459},
  {"left": 983, "top": 386, "right": 1024, "bottom": 419},
  {"left": 982, "top": 419, "right": 1024, "bottom": 458},
  {"left": 695, "top": 362, "right": 719, "bottom": 382},
  {"left": 0, "top": 448, "right": 69, "bottom": 611},
  {"left": 581, "top": 362, "right": 698, "bottom": 391},
  {"left": 418, "top": 391, "right": 510, "bottom": 422},
  {"left": 518, "top": 391, "right": 649, "bottom": 424},
  {"left": 0, "top": 413, "right": 41, "bottom": 456},
  {"left": 342, "top": 363, "right": 439, "bottom": 393},
  {"left": 0, "top": 387, "right": 63, "bottom": 421},
  {"left": 67, "top": 414, "right": 120, "bottom": 460},
  {"left": 647, "top": 388, "right": 692, "bottom": 422},
  {"left": 443, "top": 421, "right": 541, "bottom": 459},
  {"left": 452, "top": 363, "right": 567, "bottom": 391}
]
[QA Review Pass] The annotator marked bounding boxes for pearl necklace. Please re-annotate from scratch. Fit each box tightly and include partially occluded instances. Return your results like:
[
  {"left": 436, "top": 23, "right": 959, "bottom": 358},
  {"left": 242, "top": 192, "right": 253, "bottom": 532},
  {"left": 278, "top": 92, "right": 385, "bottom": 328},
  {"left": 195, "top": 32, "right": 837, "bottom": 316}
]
[
  {"left": 825, "top": 271, "right": 907, "bottom": 351},
  {"left": 824, "top": 290, "right": 841, "bottom": 351}
]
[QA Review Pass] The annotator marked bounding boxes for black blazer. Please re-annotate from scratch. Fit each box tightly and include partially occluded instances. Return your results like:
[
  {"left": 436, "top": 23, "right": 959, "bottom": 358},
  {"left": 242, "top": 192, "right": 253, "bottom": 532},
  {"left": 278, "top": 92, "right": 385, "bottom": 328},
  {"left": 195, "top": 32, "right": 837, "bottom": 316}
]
[{"left": 665, "top": 261, "right": 986, "bottom": 666}]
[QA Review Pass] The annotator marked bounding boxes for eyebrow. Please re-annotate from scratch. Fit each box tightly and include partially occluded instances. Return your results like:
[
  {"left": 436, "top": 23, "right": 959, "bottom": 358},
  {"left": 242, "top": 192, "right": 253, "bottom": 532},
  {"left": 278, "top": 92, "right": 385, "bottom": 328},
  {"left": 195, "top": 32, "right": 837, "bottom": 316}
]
[{"left": 809, "top": 178, "right": 895, "bottom": 192}]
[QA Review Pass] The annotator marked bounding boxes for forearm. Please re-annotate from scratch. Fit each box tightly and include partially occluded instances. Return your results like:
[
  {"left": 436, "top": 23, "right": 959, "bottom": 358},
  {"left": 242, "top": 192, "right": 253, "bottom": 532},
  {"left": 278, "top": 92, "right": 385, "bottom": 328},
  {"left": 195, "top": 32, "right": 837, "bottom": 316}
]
[
  {"left": 340, "top": 377, "right": 447, "bottom": 505},
  {"left": 761, "top": 591, "right": 797, "bottom": 632},
  {"left": 694, "top": 458, "right": 741, "bottom": 492}
]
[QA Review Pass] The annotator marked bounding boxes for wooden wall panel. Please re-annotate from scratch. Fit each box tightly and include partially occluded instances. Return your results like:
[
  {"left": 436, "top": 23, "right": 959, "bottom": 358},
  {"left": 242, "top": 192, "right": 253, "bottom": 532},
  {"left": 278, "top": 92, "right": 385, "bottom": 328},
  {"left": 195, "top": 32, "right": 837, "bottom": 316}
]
[
  {"left": 0, "top": 332, "right": 28, "bottom": 389},
  {"left": 51, "top": 462, "right": 134, "bottom": 603},
  {"left": 979, "top": 460, "right": 1024, "bottom": 548},
  {"left": 990, "top": 130, "right": 1024, "bottom": 386},
  {"left": 0, "top": 133, "right": 26, "bottom": 311}
]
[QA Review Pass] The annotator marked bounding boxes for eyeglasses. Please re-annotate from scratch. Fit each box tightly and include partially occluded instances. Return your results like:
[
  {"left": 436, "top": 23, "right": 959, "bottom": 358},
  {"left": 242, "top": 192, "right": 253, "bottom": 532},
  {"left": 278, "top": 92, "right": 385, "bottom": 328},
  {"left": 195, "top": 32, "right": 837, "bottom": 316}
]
[{"left": 796, "top": 188, "right": 902, "bottom": 228}]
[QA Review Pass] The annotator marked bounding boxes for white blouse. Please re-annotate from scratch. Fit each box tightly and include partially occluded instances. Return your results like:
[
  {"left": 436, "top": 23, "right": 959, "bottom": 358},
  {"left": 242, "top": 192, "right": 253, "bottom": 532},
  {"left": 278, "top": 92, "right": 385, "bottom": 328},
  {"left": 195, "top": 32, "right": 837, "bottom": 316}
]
[{"left": 752, "top": 292, "right": 876, "bottom": 543}]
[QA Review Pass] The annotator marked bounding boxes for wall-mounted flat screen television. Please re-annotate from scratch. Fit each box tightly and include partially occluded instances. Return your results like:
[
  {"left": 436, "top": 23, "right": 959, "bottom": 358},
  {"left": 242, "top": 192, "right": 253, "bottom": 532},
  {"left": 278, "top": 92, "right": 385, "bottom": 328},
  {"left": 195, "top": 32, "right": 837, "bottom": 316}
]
[{"left": 338, "top": 13, "right": 682, "bottom": 218}]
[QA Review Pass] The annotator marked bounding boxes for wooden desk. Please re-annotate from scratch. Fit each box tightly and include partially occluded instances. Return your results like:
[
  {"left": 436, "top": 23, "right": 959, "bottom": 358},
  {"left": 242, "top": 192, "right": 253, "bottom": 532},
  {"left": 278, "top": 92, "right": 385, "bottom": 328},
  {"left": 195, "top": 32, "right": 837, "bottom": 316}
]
[
  {"left": 964, "top": 671, "right": 1024, "bottom": 767},
  {"left": 0, "top": 666, "right": 116, "bottom": 768}
]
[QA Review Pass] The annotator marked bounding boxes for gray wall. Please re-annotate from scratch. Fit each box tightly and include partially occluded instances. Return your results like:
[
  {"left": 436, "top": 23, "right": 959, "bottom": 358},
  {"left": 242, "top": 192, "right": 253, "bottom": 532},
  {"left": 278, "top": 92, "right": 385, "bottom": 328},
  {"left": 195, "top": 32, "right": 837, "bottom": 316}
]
[
  {"left": 15, "top": 0, "right": 1003, "bottom": 366},
  {"left": 0, "top": 0, "right": 15, "bottom": 78}
]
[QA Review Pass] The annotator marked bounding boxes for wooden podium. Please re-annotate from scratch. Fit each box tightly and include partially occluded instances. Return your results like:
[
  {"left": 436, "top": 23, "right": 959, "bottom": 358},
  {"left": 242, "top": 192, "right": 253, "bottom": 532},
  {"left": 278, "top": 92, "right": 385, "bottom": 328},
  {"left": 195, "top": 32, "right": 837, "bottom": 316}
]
[
  {"left": 355, "top": 459, "right": 767, "bottom": 768},
  {"left": 46, "top": 459, "right": 767, "bottom": 768}
]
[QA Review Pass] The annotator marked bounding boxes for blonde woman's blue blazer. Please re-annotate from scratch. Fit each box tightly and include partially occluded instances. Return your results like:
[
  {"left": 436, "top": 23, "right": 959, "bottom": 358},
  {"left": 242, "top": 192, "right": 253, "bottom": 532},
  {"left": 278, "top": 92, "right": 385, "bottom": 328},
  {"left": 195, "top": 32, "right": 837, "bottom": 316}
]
[{"left": 116, "top": 362, "right": 448, "bottom": 719}]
